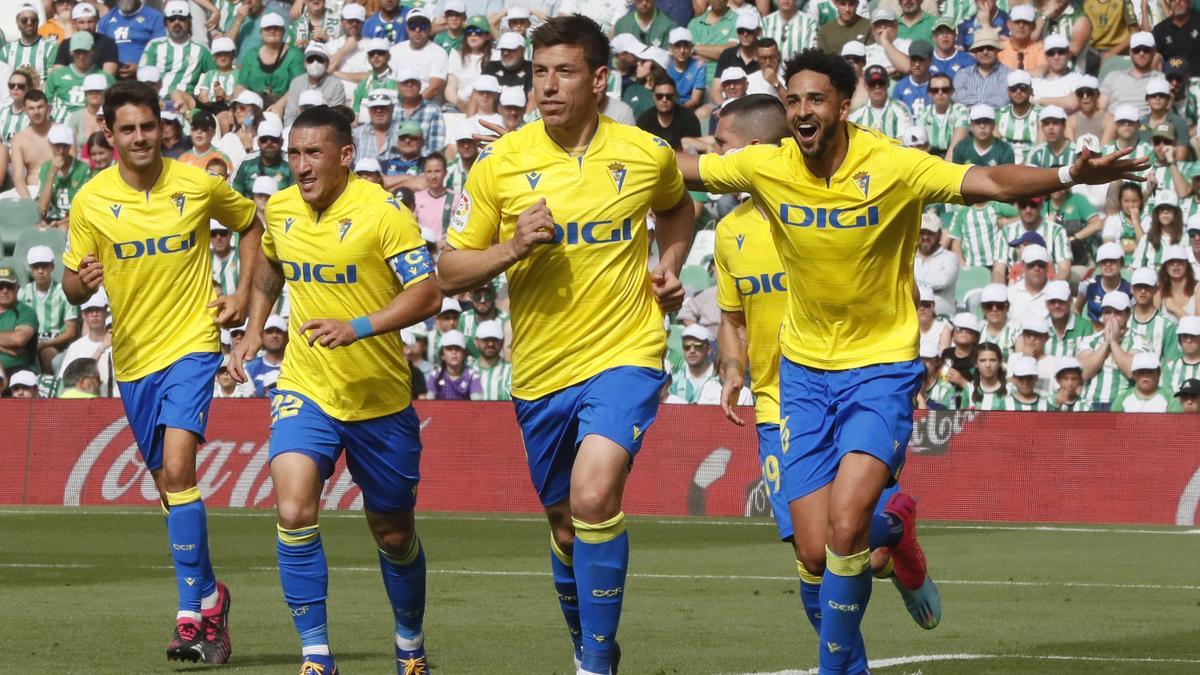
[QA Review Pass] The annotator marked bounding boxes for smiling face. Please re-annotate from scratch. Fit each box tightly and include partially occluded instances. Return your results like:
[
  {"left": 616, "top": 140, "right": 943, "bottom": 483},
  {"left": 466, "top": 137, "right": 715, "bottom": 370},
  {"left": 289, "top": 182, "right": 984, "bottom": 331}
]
[
  {"left": 106, "top": 103, "right": 161, "bottom": 172},
  {"left": 785, "top": 69, "right": 851, "bottom": 158}
]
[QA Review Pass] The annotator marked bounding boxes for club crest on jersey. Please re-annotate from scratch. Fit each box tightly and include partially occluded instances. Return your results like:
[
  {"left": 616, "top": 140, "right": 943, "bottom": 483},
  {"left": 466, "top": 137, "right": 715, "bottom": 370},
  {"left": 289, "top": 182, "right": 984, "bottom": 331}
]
[
  {"left": 170, "top": 191, "right": 186, "bottom": 215},
  {"left": 525, "top": 171, "right": 541, "bottom": 190},
  {"left": 109, "top": 204, "right": 122, "bottom": 219},
  {"left": 284, "top": 217, "right": 296, "bottom": 234},
  {"left": 338, "top": 218, "right": 352, "bottom": 242},
  {"left": 853, "top": 171, "right": 870, "bottom": 198},
  {"left": 608, "top": 162, "right": 627, "bottom": 193}
]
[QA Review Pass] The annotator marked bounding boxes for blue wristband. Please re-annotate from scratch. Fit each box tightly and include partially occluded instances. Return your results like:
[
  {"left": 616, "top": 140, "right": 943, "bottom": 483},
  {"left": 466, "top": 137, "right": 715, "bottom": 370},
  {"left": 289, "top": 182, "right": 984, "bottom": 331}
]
[{"left": 349, "top": 316, "right": 374, "bottom": 340}]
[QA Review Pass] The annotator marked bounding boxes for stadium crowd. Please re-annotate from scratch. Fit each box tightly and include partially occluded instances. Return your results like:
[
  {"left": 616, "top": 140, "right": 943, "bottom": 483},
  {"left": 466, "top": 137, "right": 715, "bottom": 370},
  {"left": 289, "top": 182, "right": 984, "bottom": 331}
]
[{"left": 0, "top": 0, "right": 1198, "bottom": 412}]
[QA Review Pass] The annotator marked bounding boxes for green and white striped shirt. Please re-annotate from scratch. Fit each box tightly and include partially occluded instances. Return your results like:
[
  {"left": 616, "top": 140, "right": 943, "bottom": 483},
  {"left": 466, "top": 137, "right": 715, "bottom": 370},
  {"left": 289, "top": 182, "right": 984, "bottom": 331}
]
[
  {"left": 458, "top": 308, "right": 511, "bottom": 360},
  {"left": 996, "top": 104, "right": 1041, "bottom": 164},
  {"left": 1024, "top": 142, "right": 1076, "bottom": 168},
  {"left": 1054, "top": 397, "right": 1093, "bottom": 412},
  {"left": 139, "top": 38, "right": 216, "bottom": 95},
  {"left": 916, "top": 102, "right": 969, "bottom": 153},
  {"left": 212, "top": 0, "right": 243, "bottom": 35},
  {"left": 1003, "top": 393, "right": 1053, "bottom": 411},
  {"left": 948, "top": 202, "right": 1002, "bottom": 268},
  {"left": 761, "top": 10, "right": 818, "bottom": 59},
  {"left": 981, "top": 323, "right": 1019, "bottom": 356},
  {"left": 0, "top": 101, "right": 29, "bottom": 144},
  {"left": 17, "top": 281, "right": 78, "bottom": 339},
  {"left": 1046, "top": 314, "right": 1093, "bottom": 357},
  {"left": 1101, "top": 139, "right": 1154, "bottom": 178},
  {"left": 967, "top": 387, "right": 1007, "bottom": 411},
  {"left": 211, "top": 251, "right": 240, "bottom": 297},
  {"left": 1129, "top": 310, "right": 1178, "bottom": 359},
  {"left": 999, "top": 220, "right": 1072, "bottom": 266},
  {"left": 1131, "top": 233, "right": 1185, "bottom": 269},
  {"left": 471, "top": 359, "right": 513, "bottom": 401},
  {"left": 1165, "top": 359, "right": 1200, "bottom": 393},
  {"left": 940, "top": 0, "right": 978, "bottom": 25},
  {"left": 1078, "top": 331, "right": 1148, "bottom": 404},
  {"left": 0, "top": 37, "right": 58, "bottom": 79},
  {"left": 1180, "top": 193, "right": 1200, "bottom": 222},
  {"left": 45, "top": 67, "right": 110, "bottom": 124},
  {"left": 848, "top": 99, "right": 911, "bottom": 140},
  {"left": 292, "top": 0, "right": 345, "bottom": 45},
  {"left": 195, "top": 69, "right": 238, "bottom": 102},
  {"left": 806, "top": 0, "right": 842, "bottom": 26}
]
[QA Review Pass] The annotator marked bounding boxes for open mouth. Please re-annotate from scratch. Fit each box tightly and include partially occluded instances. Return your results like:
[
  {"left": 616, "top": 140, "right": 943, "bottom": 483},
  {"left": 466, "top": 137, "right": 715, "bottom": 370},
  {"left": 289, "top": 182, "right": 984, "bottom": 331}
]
[
  {"left": 299, "top": 175, "right": 317, "bottom": 189},
  {"left": 795, "top": 121, "right": 818, "bottom": 142}
]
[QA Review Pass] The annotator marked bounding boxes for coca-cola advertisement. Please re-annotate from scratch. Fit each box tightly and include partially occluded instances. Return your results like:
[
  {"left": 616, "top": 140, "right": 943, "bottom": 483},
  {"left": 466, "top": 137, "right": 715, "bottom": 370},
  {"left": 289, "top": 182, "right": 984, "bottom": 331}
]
[{"left": 2, "top": 401, "right": 1198, "bottom": 526}]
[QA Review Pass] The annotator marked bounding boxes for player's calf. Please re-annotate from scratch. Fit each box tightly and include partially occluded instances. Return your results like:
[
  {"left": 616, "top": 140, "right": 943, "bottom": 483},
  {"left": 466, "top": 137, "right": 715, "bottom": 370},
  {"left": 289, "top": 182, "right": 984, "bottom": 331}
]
[{"left": 370, "top": 512, "right": 428, "bottom": 675}]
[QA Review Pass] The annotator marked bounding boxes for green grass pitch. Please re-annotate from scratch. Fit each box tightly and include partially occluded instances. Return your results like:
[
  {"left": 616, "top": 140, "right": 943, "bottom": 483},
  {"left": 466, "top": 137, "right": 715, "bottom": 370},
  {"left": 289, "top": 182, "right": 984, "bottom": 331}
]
[{"left": 2, "top": 507, "right": 1198, "bottom": 674}]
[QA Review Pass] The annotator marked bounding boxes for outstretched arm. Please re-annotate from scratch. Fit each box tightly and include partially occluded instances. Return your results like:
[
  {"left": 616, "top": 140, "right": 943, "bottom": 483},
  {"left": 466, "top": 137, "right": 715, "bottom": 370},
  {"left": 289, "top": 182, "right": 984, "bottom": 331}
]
[{"left": 961, "top": 146, "right": 1150, "bottom": 204}]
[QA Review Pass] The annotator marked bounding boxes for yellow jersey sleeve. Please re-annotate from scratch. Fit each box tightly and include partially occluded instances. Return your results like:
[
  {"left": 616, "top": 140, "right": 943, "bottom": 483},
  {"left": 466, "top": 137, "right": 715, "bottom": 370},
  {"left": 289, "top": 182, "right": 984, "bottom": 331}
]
[
  {"left": 893, "top": 144, "right": 971, "bottom": 207},
  {"left": 714, "top": 227, "right": 740, "bottom": 313},
  {"left": 206, "top": 171, "right": 258, "bottom": 232},
  {"left": 260, "top": 213, "right": 278, "bottom": 261},
  {"left": 63, "top": 201, "right": 98, "bottom": 271},
  {"left": 650, "top": 137, "right": 688, "bottom": 212},
  {"left": 446, "top": 148, "right": 500, "bottom": 251},
  {"left": 379, "top": 196, "right": 433, "bottom": 288},
  {"left": 697, "top": 144, "right": 774, "bottom": 194}
]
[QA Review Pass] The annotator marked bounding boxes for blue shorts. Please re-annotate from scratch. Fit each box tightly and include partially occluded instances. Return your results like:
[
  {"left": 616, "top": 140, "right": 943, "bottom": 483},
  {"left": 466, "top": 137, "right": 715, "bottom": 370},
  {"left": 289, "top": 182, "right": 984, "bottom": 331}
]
[
  {"left": 779, "top": 357, "right": 924, "bottom": 502},
  {"left": 268, "top": 390, "right": 422, "bottom": 514},
  {"left": 116, "top": 352, "right": 222, "bottom": 472},
  {"left": 513, "top": 366, "right": 667, "bottom": 507},
  {"left": 756, "top": 423, "right": 793, "bottom": 541}
]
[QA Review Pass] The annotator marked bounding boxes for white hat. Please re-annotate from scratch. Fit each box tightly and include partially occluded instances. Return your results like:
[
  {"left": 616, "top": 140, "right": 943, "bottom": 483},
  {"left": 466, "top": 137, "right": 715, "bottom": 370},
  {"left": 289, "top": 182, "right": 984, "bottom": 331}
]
[
  {"left": 1044, "top": 279, "right": 1071, "bottom": 302},
  {"left": 229, "top": 320, "right": 248, "bottom": 335},
  {"left": 233, "top": 90, "right": 264, "bottom": 108},
  {"left": 1075, "top": 74, "right": 1100, "bottom": 90},
  {"left": 981, "top": 283, "right": 1009, "bottom": 304},
  {"left": 1101, "top": 290, "right": 1131, "bottom": 311},
  {"left": 1131, "top": 351, "right": 1161, "bottom": 371},
  {"left": 919, "top": 341, "right": 940, "bottom": 359},
  {"left": 257, "top": 117, "right": 284, "bottom": 139},
  {"left": 16, "top": 2, "right": 37, "bottom": 15},
  {"left": 870, "top": 7, "right": 897, "bottom": 23},
  {"left": 920, "top": 212, "right": 941, "bottom": 232},
  {"left": 736, "top": 13, "right": 761, "bottom": 31},
  {"left": 1096, "top": 241, "right": 1123, "bottom": 262},
  {"left": 1130, "top": 31, "right": 1156, "bottom": 50},
  {"left": 8, "top": 370, "right": 38, "bottom": 389},
  {"left": 1022, "top": 244, "right": 1050, "bottom": 264},
  {"left": 298, "top": 89, "right": 325, "bottom": 108},
  {"left": 439, "top": 297, "right": 462, "bottom": 315},
  {"left": 1055, "top": 356, "right": 1083, "bottom": 375},
  {"left": 611, "top": 33, "right": 645, "bottom": 55},
  {"left": 341, "top": 3, "right": 367, "bottom": 21},
  {"left": 1039, "top": 105, "right": 1066, "bottom": 122},
  {"left": 251, "top": 175, "right": 280, "bottom": 195},
  {"left": 1131, "top": 267, "right": 1159, "bottom": 287},
  {"left": 1006, "top": 70, "right": 1032, "bottom": 88},
  {"left": 918, "top": 285, "right": 934, "bottom": 303},
  {"left": 209, "top": 219, "right": 229, "bottom": 232},
  {"left": 1188, "top": 213, "right": 1200, "bottom": 232},
  {"left": 83, "top": 73, "right": 109, "bottom": 92},
  {"left": 902, "top": 126, "right": 929, "bottom": 147},
  {"left": 506, "top": 5, "right": 531, "bottom": 20},
  {"left": 476, "top": 319, "right": 505, "bottom": 341},
  {"left": 304, "top": 42, "right": 329, "bottom": 59},
  {"left": 721, "top": 66, "right": 748, "bottom": 82},
  {"left": 840, "top": 41, "right": 866, "bottom": 58},
  {"left": 497, "top": 31, "right": 525, "bottom": 51},
  {"left": 71, "top": 2, "right": 98, "bottom": 19},
  {"left": 264, "top": 314, "right": 289, "bottom": 332},
  {"left": 354, "top": 157, "right": 383, "bottom": 173},
  {"left": 473, "top": 74, "right": 502, "bottom": 94},
  {"left": 1011, "top": 356, "right": 1039, "bottom": 378},
  {"left": 444, "top": 0, "right": 467, "bottom": 13},
  {"left": 1176, "top": 315, "right": 1200, "bottom": 336},
  {"left": 405, "top": 7, "right": 431, "bottom": 23},
  {"left": 633, "top": 45, "right": 668, "bottom": 69},
  {"left": 682, "top": 324, "right": 710, "bottom": 342},
  {"left": 1021, "top": 316, "right": 1050, "bottom": 334},
  {"left": 451, "top": 122, "right": 476, "bottom": 143},
  {"left": 365, "top": 37, "right": 392, "bottom": 53},
  {"left": 1154, "top": 192, "right": 1180, "bottom": 209},
  {"left": 969, "top": 103, "right": 996, "bottom": 121},
  {"left": 395, "top": 66, "right": 422, "bottom": 83},
  {"left": 211, "top": 36, "right": 236, "bottom": 54},
  {"left": 1009, "top": 4, "right": 1036, "bottom": 22},
  {"left": 1113, "top": 104, "right": 1139, "bottom": 123},
  {"left": 1074, "top": 133, "right": 1100, "bottom": 153},
  {"left": 260, "top": 13, "right": 287, "bottom": 29},
  {"left": 365, "top": 89, "right": 395, "bottom": 107},
  {"left": 164, "top": 1, "right": 191, "bottom": 18},
  {"left": 407, "top": 321, "right": 429, "bottom": 338},
  {"left": 440, "top": 330, "right": 467, "bottom": 350},
  {"left": 953, "top": 312, "right": 981, "bottom": 332},
  {"left": 669, "top": 27, "right": 693, "bottom": 45},
  {"left": 499, "top": 86, "right": 526, "bottom": 108},
  {"left": 47, "top": 124, "right": 74, "bottom": 146},
  {"left": 1146, "top": 78, "right": 1172, "bottom": 98},
  {"left": 160, "top": 110, "right": 180, "bottom": 123},
  {"left": 1162, "top": 244, "right": 1189, "bottom": 262},
  {"left": 26, "top": 245, "right": 55, "bottom": 266},
  {"left": 137, "top": 65, "right": 161, "bottom": 82},
  {"left": 80, "top": 288, "right": 109, "bottom": 311},
  {"left": 1044, "top": 34, "right": 1069, "bottom": 52}
]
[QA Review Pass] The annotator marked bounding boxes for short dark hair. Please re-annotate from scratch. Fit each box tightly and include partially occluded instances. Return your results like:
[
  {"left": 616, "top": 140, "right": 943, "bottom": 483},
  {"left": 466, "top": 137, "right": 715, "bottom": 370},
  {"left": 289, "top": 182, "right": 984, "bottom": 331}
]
[
  {"left": 756, "top": 37, "right": 779, "bottom": 50},
  {"left": 719, "top": 94, "right": 790, "bottom": 144},
  {"left": 62, "top": 358, "right": 100, "bottom": 388},
  {"left": 783, "top": 48, "right": 857, "bottom": 100},
  {"left": 530, "top": 15, "right": 611, "bottom": 72},
  {"left": 420, "top": 152, "right": 446, "bottom": 171},
  {"left": 24, "top": 88, "right": 48, "bottom": 105},
  {"left": 649, "top": 72, "right": 676, "bottom": 91},
  {"left": 930, "top": 72, "right": 953, "bottom": 87},
  {"left": 290, "top": 105, "right": 353, "bottom": 149},
  {"left": 102, "top": 81, "right": 160, "bottom": 130},
  {"left": 191, "top": 110, "right": 217, "bottom": 131},
  {"left": 86, "top": 131, "right": 111, "bottom": 151}
]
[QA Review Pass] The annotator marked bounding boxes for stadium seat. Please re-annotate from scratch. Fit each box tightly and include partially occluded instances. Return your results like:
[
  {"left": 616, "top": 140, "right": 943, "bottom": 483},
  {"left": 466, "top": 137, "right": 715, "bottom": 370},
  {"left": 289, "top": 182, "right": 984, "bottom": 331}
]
[
  {"left": 0, "top": 198, "right": 40, "bottom": 255},
  {"left": 1097, "top": 56, "right": 1132, "bottom": 83},
  {"left": 12, "top": 228, "right": 67, "bottom": 275},
  {"left": 685, "top": 229, "right": 715, "bottom": 266},
  {"left": 0, "top": 256, "right": 30, "bottom": 284},
  {"left": 667, "top": 323, "right": 683, "bottom": 356},
  {"left": 680, "top": 264, "right": 712, "bottom": 292},
  {"left": 956, "top": 267, "right": 992, "bottom": 304}
]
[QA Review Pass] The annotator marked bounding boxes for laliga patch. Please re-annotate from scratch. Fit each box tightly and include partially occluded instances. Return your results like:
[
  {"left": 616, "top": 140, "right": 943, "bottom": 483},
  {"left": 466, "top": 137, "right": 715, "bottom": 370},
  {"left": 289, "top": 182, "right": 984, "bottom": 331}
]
[{"left": 450, "top": 191, "right": 472, "bottom": 232}]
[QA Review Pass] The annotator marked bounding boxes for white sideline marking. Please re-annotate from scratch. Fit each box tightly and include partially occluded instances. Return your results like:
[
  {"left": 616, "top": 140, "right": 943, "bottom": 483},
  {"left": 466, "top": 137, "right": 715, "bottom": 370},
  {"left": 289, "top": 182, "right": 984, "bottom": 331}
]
[
  {"left": 3, "top": 563, "right": 1198, "bottom": 591},
  {"left": 741, "top": 652, "right": 1200, "bottom": 674},
  {"left": 0, "top": 508, "right": 1196, "bottom": 536}
]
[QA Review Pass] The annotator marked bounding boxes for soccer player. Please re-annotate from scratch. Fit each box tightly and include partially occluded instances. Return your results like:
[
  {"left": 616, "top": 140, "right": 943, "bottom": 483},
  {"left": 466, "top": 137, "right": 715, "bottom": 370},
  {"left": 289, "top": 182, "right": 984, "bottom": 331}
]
[
  {"left": 675, "top": 48, "right": 1144, "bottom": 673},
  {"left": 61, "top": 81, "right": 263, "bottom": 664},
  {"left": 230, "top": 106, "right": 441, "bottom": 675},
  {"left": 711, "top": 94, "right": 942, "bottom": 640},
  {"left": 436, "top": 16, "right": 696, "bottom": 674}
]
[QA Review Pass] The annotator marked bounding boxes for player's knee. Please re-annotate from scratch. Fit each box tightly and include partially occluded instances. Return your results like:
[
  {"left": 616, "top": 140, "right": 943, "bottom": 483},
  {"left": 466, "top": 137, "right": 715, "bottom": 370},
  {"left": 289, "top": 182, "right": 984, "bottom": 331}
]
[
  {"left": 828, "top": 514, "right": 870, "bottom": 555},
  {"left": 275, "top": 498, "right": 319, "bottom": 531},
  {"left": 569, "top": 486, "right": 620, "bottom": 524},
  {"left": 550, "top": 526, "right": 575, "bottom": 558},
  {"left": 374, "top": 527, "right": 416, "bottom": 558},
  {"left": 157, "top": 461, "right": 197, "bottom": 494},
  {"left": 797, "top": 551, "right": 826, "bottom": 578}
]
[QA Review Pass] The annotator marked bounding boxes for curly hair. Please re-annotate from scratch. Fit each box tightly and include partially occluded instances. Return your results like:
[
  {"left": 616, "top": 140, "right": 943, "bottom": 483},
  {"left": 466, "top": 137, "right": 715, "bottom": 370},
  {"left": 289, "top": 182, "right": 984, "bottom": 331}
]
[{"left": 782, "top": 48, "right": 857, "bottom": 100}]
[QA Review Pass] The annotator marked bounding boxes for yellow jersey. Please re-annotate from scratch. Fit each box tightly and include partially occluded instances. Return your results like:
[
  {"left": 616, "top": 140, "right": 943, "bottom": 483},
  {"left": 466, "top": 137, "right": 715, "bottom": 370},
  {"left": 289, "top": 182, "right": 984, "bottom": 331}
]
[
  {"left": 446, "top": 116, "right": 687, "bottom": 399},
  {"left": 714, "top": 201, "right": 787, "bottom": 425},
  {"left": 699, "top": 124, "right": 970, "bottom": 370},
  {"left": 64, "top": 159, "right": 257, "bottom": 381},
  {"left": 263, "top": 175, "right": 431, "bottom": 421}
]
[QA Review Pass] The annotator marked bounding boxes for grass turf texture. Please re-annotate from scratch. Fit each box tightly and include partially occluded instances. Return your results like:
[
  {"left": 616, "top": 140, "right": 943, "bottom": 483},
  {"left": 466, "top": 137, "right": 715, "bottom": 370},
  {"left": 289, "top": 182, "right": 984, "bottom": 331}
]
[{"left": 2, "top": 508, "right": 1198, "bottom": 674}]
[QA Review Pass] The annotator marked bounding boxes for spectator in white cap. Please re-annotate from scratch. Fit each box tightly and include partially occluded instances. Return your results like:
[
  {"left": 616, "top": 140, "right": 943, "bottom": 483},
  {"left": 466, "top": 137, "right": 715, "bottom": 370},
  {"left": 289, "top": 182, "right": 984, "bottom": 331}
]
[
  {"left": 916, "top": 340, "right": 954, "bottom": 409},
  {"left": 997, "top": 4, "right": 1044, "bottom": 76},
  {"left": 867, "top": 7, "right": 913, "bottom": 74},
  {"left": 1113, "top": 352, "right": 1177, "bottom": 412},
  {"left": 445, "top": 15, "right": 495, "bottom": 109},
  {"left": 1132, "top": 194, "right": 1186, "bottom": 269},
  {"left": 209, "top": 218, "right": 240, "bottom": 297},
  {"left": 1024, "top": 105, "right": 1074, "bottom": 168},
  {"left": 392, "top": 66, "right": 448, "bottom": 157},
  {"left": 469, "top": 319, "right": 513, "bottom": 401},
  {"left": 1126, "top": 266, "right": 1175, "bottom": 357},
  {"left": 912, "top": 212, "right": 958, "bottom": 317},
  {"left": 1043, "top": 279, "right": 1092, "bottom": 357},
  {"left": 354, "top": 88, "right": 403, "bottom": 165},
  {"left": 1141, "top": 78, "right": 1188, "bottom": 163},
  {"left": 444, "top": 122, "right": 481, "bottom": 195},
  {"left": 463, "top": 73, "right": 502, "bottom": 117},
  {"left": 243, "top": 314, "right": 289, "bottom": 397},
  {"left": 1077, "top": 241, "right": 1132, "bottom": 326},
  {"left": 7, "top": 370, "right": 40, "bottom": 398},
  {"left": 941, "top": 311, "right": 983, "bottom": 401},
  {"left": 1031, "top": 35, "right": 1079, "bottom": 110},
  {"left": 709, "top": 12, "right": 761, "bottom": 108},
  {"left": 917, "top": 284, "right": 952, "bottom": 356},
  {"left": 759, "top": 0, "right": 818, "bottom": 63},
  {"left": 388, "top": 8, "right": 450, "bottom": 102},
  {"left": 250, "top": 175, "right": 280, "bottom": 217},
  {"left": 50, "top": 2, "right": 119, "bottom": 77},
  {"left": 158, "top": 110, "right": 192, "bottom": 159},
  {"left": 901, "top": 125, "right": 930, "bottom": 151},
  {"left": 281, "top": 41, "right": 348, "bottom": 126},
  {"left": 1012, "top": 316, "right": 1056, "bottom": 395},
  {"left": 501, "top": 6, "right": 533, "bottom": 37},
  {"left": 217, "top": 89, "right": 265, "bottom": 167},
  {"left": 428, "top": 297, "right": 463, "bottom": 362},
  {"left": 35, "top": 124, "right": 89, "bottom": 230},
  {"left": 46, "top": 32, "right": 109, "bottom": 125},
  {"left": 1099, "top": 105, "right": 1152, "bottom": 181},
  {"left": 231, "top": 116, "right": 294, "bottom": 198},
  {"left": 668, "top": 324, "right": 724, "bottom": 405},
  {"left": 194, "top": 38, "right": 238, "bottom": 111},
  {"left": 1051, "top": 356, "right": 1090, "bottom": 411},
  {"left": 999, "top": 196, "right": 1072, "bottom": 281},
  {"left": 233, "top": 12, "right": 304, "bottom": 110},
  {"left": 1061, "top": 74, "right": 1108, "bottom": 143},
  {"left": 67, "top": 73, "right": 110, "bottom": 149},
  {"left": 56, "top": 288, "right": 112, "bottom": 395},
  {"left": 213, "top": 355, "right": 254, "bottom": 399},
  {"left": 426, "top": 329, "right": 483, "bottom": 400},
  {"left": 990, "top": 69, "right": 1039, "bottom": 164},
  {"left": 138, "top": 1, "right": 210, "bottom": 110},
  {"left": 966, "top": 341, "right": 1008, "bottom": 410},
  {"left": 1100, "top": 32, "right": 1160, "bottom": 117},
  {"left": 430, "top": 0, "right": 468, "bottom": 53},
  {"left": 1158, "top": 244, "right": 1198, "bottom": 320},
  {"left": 324, "top": 2, "right": 371, "bottom": 90},
  {"left": 848, "top": 64, "right": 913, "bottom": 139},
  {"left": 1077, "top": 290, "right": 1148, "bottom": 410},
  {"left": 1007, "top": 244, "right": 1051, "bottom": 326},
  {"left": 980, "top": 282, "right": 1019, "bottom": 356},
  {"left": 483, "top": 30, "right": 533, "bottom": 94},
  {"left": 1165, "top": 315, "right": 1200, "bottom": 392},
  {"left": 18, "top": 244, "right": 78, "bottom": 372},
  {"left": 614, "top": 0, "right": 680, "bottom": 50},
  {"left": 609, "top": 33, "right": 645, "bottom": 98},
  {"left": 350, "top": 38, "right": 396, "bottom": 113},
  {"left": 952, "top": 103, "right": 1016, "bottom": 166},
  {"left": 1004, "top": 355, "right": 1052, "bottom": 410},
  {"left": 715, "top": 65, "right": 750, "bottom": 110},
  {"left": 498, "top": 86, "right": 528, "bottom": 130},
  {"left": 292, "top": 0, "right": 345, "bottom": 49},
  {"left": 354, "top": 157, "right": 384, "bottom": 185},
  {"left": 297, "top": 89, "right": 327, "bottom": 113}
]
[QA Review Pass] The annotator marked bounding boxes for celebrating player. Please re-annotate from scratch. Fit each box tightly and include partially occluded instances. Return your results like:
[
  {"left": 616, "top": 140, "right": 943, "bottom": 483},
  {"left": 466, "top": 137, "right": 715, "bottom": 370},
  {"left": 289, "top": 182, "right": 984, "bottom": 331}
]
[
  {"left": 437, "top": 15, "right": 696, "bottom": 675},
  {"left": 677, "top": 49, "right": 1146, "bottom": 673},
  {"left": 230, "top": 106, "right": 442, "bottom": 675},
  {"left": 61, "top": 81, "right": 263, "bottom": 664},
  {"left": 712, "top": 94, "right": 942, "bottom": 644}
]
